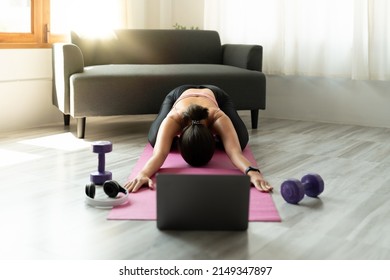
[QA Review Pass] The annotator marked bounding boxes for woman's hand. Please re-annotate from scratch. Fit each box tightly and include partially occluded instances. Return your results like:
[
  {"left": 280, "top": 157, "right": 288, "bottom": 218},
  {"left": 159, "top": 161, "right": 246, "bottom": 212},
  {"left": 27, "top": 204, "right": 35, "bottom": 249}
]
[
  {"left": 124, "top": 174, "right": 155, "bottom": 193},
  {"left": 123, "top": 116, "right": 179, "bottom": 193},
  {"left": 248, "top": 171, "right": 273, "bottom": 192}
]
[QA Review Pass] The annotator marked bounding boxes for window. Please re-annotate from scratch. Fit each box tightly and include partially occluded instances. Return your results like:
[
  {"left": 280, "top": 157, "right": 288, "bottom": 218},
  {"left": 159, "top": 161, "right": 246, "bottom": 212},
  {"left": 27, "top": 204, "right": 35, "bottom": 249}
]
[
  {"left": 0, "top": 0, "right": 31, "bottom": 33},
  {"left": 0, "top": 0, "right": 126, "bottom": 49},
  {"left": 0, "top": 0, "right": 50, "bottom": 48}
]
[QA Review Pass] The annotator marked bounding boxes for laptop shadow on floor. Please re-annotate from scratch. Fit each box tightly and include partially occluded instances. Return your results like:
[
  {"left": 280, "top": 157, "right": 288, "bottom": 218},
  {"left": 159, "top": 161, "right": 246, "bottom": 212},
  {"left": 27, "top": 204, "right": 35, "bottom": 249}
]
[{"left": 160, "top": 230, "right": 249, "bottom": 259}]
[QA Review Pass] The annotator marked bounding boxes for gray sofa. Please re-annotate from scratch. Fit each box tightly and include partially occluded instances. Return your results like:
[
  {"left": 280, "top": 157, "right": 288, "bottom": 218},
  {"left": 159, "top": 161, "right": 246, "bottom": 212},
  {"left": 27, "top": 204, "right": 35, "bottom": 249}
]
[{"left": 52, "top": 29, "right": 266, "bottom": 138}]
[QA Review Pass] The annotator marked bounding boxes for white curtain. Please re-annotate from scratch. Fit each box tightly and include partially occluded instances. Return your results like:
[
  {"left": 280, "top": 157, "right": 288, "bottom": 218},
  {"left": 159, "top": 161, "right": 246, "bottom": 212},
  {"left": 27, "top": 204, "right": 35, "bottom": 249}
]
[{"left": 204, "top": 0, "right": 390, "bottom": 80}]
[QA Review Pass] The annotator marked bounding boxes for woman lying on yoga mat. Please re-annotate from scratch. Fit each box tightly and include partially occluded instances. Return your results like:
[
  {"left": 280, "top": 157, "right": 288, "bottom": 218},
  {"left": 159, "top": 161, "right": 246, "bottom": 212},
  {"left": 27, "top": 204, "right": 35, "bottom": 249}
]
[{"left": 124, "top": 85, "right": 273, "bottom": 193}]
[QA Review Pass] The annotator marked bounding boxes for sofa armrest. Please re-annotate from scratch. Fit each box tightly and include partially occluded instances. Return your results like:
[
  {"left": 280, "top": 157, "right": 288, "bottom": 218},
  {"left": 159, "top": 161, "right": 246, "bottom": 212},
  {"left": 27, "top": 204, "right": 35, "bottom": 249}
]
[
  {"left": 52, "top": 43, "right": 84, "bottom": 114},
  {"left": 222, "top": 44, "right": 263, "bottom": 72}
]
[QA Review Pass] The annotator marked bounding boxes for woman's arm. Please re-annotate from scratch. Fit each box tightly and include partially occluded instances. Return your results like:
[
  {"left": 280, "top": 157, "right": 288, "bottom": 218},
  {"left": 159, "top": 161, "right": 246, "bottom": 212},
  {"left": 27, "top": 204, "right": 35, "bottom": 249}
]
[
  {"left": 213, "top": 114, "right": 273, "bottom": 192},
  {"left": 124, "top": 116, "right": 181, "bottom": 192}
]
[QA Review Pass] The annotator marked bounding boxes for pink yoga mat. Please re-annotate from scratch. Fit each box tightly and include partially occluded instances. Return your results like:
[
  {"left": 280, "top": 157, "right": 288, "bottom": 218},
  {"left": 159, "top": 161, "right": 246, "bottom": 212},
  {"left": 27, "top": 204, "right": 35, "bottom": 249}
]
[{"left": 108, "top": 144, "right": 281, "bottom": 222}]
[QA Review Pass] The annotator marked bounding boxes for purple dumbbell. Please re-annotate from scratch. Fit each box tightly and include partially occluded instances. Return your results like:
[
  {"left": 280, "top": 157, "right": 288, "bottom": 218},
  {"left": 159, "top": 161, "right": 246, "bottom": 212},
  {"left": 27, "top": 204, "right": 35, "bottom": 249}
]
[
  {"left": 280, "top": 173, "right": 324, "bottom": 204},
  {"left": 90, "top": 141, "right": 113, "bottom": 185}
]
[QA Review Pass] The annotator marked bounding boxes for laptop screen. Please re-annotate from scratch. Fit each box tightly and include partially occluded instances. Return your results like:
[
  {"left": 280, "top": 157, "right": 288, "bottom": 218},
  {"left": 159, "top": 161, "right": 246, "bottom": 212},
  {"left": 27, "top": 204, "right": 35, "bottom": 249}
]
[{"left": 156, "top": 174, "right": 250, "bottom": 231}]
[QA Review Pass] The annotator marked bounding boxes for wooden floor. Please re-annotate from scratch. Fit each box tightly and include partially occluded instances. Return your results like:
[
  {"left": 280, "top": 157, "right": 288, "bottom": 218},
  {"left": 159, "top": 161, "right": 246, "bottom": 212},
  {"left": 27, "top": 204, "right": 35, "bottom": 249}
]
[{"left": 1, "top": 113, "right": 390, "bottom": 260}]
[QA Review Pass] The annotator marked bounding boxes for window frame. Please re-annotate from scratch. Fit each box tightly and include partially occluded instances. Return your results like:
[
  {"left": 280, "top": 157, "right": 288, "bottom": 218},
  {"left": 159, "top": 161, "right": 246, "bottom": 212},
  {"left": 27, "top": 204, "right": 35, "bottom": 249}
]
[{"left": 0, "top": 0, "right": 61, "bottom": 49}]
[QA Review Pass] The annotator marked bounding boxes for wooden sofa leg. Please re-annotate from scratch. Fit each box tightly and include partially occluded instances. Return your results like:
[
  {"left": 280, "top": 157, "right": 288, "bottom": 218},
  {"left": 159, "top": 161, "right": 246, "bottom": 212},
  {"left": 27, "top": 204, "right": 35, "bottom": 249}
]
[
  {"left": 64, "top": 114, "right": 70, "bottom": 126},
  {"left": 251, "top": 110, "right": 259, "bottom": 129},
  {"left": 76, "top": 117, "right": 86, "bottom": 139}
]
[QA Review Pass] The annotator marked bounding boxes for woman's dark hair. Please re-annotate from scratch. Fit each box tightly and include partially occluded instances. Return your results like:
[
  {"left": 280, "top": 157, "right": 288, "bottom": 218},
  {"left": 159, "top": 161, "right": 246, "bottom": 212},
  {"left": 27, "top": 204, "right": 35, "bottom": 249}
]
[{"left": 178, "top": 104, "right": 215, "bottom": 167}]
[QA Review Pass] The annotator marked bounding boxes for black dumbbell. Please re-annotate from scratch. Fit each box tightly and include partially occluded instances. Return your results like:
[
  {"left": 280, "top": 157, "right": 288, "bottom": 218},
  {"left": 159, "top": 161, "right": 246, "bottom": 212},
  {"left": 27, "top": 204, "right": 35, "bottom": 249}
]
[
  {"left": 90, "top": 141, "right": 112, "bottom": 185},
  {"left": 280, "top": 173, "right": 324, "bottom": 204}
]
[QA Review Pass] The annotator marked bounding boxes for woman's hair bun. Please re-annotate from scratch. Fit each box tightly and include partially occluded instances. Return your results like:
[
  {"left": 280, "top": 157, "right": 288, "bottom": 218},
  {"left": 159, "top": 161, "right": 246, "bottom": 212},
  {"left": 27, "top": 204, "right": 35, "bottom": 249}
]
[{"left": 182, "top": 104, "right": 209, "bottom": 124}]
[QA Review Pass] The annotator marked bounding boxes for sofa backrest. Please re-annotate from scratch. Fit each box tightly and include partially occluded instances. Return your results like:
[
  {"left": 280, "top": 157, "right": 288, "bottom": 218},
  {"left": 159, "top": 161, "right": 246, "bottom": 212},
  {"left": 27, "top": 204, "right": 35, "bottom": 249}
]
[{"left": 71, "top": 29, "right": 223, "bottom": 67}]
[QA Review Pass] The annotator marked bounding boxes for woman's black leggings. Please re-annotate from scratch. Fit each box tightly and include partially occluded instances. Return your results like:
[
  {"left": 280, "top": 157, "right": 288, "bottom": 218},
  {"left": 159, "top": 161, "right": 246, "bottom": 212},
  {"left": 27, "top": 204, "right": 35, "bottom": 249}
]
[{"left": 147, "top": 85, "right": 249, "bottom": 150}]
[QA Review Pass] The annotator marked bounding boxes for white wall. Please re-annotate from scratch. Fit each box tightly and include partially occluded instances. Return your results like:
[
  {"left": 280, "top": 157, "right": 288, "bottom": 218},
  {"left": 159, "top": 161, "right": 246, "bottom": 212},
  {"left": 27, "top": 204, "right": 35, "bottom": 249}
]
[
  {"left": 1, "top": 0, "right": 389, "bottom": 133},
  {"left": 0, "top": 49, "right": 63, "bottom": 132},
  {"left": 263, "top": 75, "right": 390, "bottom": 128}
]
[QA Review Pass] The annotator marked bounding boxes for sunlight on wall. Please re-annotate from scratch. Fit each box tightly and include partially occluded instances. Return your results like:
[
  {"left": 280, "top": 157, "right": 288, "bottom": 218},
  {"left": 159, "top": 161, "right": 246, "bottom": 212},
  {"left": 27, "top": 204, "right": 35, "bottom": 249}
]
[{"left": 50, "top": 0, "right": 125, "bottom": 36}]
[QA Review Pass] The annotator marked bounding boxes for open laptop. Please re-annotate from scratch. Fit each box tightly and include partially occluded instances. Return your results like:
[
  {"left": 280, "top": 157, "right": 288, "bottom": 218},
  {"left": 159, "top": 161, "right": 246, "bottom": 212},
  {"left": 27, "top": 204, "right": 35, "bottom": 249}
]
[{"left": 156, "top": 174, "right": 250, "bottom": 231}]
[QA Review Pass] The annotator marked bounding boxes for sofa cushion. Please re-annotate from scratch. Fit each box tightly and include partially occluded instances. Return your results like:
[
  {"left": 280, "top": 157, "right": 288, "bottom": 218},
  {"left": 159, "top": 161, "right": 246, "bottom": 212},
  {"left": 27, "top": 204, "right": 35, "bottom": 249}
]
[
  {"left": 70, "top": 64, "right": 265, "bottom": 117},
  {"left": 71, "top": 29, "right": 223, "bottom": 66}
]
